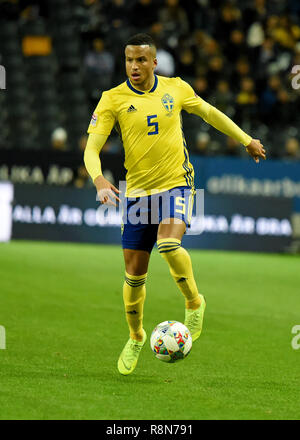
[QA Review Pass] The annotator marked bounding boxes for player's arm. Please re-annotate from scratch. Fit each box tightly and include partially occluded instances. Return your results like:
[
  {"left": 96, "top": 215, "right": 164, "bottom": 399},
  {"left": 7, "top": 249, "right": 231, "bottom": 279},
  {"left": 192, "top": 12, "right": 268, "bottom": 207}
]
[
  {"left": 84, "top": 133, "right": 120, "bottom": 206},
  {"left": 84, "top": 92, "right": 120, "bottom": 206},
  {"left": 84, "top": 133, "right": 106, "bottom": 182},
  {"left": 180, "top": 80, "right": 266, "bottom": 162}
]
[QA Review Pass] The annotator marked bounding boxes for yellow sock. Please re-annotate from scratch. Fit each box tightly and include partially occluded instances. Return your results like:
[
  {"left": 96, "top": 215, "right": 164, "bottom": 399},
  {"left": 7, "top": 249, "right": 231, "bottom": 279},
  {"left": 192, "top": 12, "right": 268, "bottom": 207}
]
[
  {"left": 123, "top": 271, "right": 147, "bottom": 341},
  {"left": 157, "top": 238, "right": 201, "bottom": 310}
]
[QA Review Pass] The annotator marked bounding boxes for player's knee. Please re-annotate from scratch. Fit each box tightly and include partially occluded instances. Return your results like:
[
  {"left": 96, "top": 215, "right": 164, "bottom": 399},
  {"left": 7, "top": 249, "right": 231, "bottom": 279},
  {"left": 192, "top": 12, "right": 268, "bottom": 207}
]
[
  {"left": 123, "top": 250, "right": 150, "bottom": 275},
  {"left": 125, "top": 265, "right": 148, "bottom": 276},
  {"left": 157, "top": 237, "right": 181, "bottom": 258}
]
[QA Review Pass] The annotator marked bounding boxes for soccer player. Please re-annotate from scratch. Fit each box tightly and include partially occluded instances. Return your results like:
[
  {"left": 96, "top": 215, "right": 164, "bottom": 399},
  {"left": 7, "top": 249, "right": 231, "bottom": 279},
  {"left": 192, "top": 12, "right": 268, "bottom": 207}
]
[{"left": 84, "top": 33, "right": 266, "bottom": 375}]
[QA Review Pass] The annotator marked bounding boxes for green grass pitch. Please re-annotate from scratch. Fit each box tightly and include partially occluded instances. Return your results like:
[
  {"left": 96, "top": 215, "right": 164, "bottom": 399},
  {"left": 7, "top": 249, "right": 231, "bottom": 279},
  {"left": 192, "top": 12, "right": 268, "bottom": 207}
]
[{"left": 0, "top": 240, "right": 299, "bottom": 420}]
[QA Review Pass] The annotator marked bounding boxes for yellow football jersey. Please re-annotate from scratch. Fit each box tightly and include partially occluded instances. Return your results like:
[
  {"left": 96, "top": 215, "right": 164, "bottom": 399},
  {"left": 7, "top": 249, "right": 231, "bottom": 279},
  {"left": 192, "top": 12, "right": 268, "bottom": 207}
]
[
  {"left": 87, "top": 75, "right": 201, "bottom": 197},
  {"left": 87, "top": 75, "right": 250, "bottom": 197}
]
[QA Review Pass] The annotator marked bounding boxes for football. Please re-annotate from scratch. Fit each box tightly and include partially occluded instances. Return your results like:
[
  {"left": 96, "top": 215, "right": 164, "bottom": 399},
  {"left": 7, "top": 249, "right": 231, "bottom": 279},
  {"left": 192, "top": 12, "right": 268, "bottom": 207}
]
[{"left": 150, "top": 320, "right": 192, "bottom": 363}]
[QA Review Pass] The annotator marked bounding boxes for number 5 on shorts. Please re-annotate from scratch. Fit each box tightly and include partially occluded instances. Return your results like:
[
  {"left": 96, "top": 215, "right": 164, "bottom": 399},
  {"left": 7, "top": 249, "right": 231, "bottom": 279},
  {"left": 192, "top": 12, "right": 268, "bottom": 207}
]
[{"left": 175, "top": 197, "right": 185, "bottom": 215}]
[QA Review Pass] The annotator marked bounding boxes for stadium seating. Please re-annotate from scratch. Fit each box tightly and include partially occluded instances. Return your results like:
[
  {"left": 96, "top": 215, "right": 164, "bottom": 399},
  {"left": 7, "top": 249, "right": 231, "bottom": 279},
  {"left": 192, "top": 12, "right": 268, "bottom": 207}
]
[{"left": 0, "top": 0, "right": 299, "bottom": 157}]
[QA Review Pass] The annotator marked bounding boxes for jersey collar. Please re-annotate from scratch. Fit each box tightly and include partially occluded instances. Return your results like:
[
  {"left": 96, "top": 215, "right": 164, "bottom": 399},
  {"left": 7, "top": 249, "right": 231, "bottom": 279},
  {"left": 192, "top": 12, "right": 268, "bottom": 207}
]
[{"left": 126, "top": 74, "right": 158, "bottom": 95}]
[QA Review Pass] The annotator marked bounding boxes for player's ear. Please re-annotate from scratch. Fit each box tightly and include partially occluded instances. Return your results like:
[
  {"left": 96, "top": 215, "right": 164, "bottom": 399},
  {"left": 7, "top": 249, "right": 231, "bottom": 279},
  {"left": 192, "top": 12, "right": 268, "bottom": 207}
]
[{"left": 150, "top": 45, "right": 157, "bottom": 67}]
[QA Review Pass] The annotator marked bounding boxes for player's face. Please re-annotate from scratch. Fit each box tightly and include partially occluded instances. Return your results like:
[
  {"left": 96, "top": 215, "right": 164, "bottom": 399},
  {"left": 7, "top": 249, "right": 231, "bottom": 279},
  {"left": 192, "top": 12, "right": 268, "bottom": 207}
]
[{"left": 125, "top": 45, "right": 157, "bottom": 89}]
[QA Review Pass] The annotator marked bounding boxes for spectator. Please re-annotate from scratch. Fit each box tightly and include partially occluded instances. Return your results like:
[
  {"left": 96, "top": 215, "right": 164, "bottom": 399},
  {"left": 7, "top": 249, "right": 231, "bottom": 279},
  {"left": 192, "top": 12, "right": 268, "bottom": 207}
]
[
  {"left": 51, "top": 127, "right": 68, "bottom": 151},
  {"left": 259, "top": 74, "right": 282, "bottom": 123},
  {"left": 155, "top": 46, "right": 175, "bottom": 77},
  {"left": 247, "top": 21, "right": 265, "bottom": 48},
  {"left": 253, "top": 0, "right": 268, "bottom": 21},
  {"left": 270, "top": 15, "right": 300, "bottom": 50},
  {"left": 235, "top": 77, "right": 258, "bottom": 125},
  {"left": 255, "top": 37, "right": 278, "bottom": 79},
  {"left": 106, "top": 0, "right": 129, "bottom": 31},
  {"left": 224, "top": 137, "right": 243, "bottom": 157},
  {"left": 81, "top": 0, "right": 104, "bottom": 33},
  {"left": 74, "top": 165, "right": 93, "bottom": 188},
  {"left": 149, "top": 22, "right": 165, "bottom": 46},
  {"left": 292, "top": 41, "right": 300, "bottom": 67},
  {"left": 265, "top": 15, "right": 280, "bottom": 40},
  {"left": 194, "top": 33, "right": 220, "bottom": 72},
  {"left": 193, "top": 76, "right": 209, "bottom": 101},
  {"left": 214, "top": 2, "right": 242, "bottom": 42},
  {"left": 195, "top": 132, "right": 210, "bottom": 156},
  {"left": 84, "top": 38, "right": 115, "bottom": 97},
  {"left": 224, "top": 29, "right": 248, "bottom": 64},
  {"left": 282, "top": 137, "right": 300, "bottom": 160},
  {"left": 177, "top": 48, "right": 195, "bottom": 78},
  {"left": 276, "top": 88, "right": 296, "bottom": 125},
  {"left": 236, "top": 77, "right": 258, "bottom": 105},
  {"left": 209, "top": 80, "right": 234, "bottom": 114},
  {"left": 230, "top": 57, "right": 252, "bottom": 93},
  {"left": 202, "top": 37, "right": 220, "bottom": 58},
  {"left": 194, "top": 132, "right": 220, "bottom": 156},
  {"left": 158, "top": 0, "right": 189, "bottom": 45},
  {"left": 206, "top": 55, "right": 225, "bottom": 90},
  {"left": 184, "top": 0, "right": 209, "bottom": 31}
]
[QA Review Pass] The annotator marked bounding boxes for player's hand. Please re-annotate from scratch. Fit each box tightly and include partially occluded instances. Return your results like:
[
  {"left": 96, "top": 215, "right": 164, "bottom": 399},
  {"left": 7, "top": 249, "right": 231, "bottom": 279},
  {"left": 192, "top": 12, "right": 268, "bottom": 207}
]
[
  {"left": 245, "top": 139, "right": 266, "bottom": 163},
  {"left": 94, "top": 175, "right": 121, "bottom": 207}
]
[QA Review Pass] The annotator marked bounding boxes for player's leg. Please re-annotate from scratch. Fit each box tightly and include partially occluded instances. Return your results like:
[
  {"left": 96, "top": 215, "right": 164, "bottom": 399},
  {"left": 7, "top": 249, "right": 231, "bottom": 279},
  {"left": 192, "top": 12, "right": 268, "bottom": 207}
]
[
  {"left": 157, "top": 217, "right": 202, "bottom": 311},
  {"left": 156, "top": 188, "right": 206, "bottom": 341},
  {"left": 122, "top": 248, "right": 150, "bottom": 342},
  {"left": 118, "top": 248, "right": 150, "bottom": 375},
  {"left": 118, "top": 197, "right": 157, "bottom": 375}
]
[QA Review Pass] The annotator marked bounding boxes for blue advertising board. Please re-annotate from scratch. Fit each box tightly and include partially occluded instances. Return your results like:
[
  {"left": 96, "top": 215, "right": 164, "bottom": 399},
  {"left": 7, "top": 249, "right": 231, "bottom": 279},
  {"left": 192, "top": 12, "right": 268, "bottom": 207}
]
[
  {"left": 10, "top": 184, "right": 292, "bottom": 253},
  {"left": 190, "top": 156, "right": 300, "bottom": 212}
]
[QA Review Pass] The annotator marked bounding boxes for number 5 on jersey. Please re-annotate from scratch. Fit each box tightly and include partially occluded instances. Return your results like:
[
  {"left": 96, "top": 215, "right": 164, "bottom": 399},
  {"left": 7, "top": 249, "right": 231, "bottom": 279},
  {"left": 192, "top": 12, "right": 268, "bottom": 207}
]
[{"left": 147, "top": 114, "right": 159, "bottom": 135}]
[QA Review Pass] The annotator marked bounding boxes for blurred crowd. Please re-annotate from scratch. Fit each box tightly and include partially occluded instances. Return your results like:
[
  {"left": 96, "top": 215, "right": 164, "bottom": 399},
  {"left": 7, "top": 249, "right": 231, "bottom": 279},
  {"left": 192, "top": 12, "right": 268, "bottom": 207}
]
[{"left": 1, "top": 0, "right": 300, "bottom": 165}]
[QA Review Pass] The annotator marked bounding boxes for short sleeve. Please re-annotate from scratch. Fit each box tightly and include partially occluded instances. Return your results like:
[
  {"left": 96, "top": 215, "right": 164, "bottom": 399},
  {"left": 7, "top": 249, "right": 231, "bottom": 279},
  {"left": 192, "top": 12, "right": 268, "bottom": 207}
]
[{"left": 87, "top": 91, "right": 116, "bottom": 135}]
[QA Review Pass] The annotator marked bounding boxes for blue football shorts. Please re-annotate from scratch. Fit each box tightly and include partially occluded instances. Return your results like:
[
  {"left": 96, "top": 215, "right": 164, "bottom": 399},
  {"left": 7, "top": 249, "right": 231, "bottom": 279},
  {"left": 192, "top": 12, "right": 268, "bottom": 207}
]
[{"left": 121, "top": 186, "right": 195, "bottom": 253}]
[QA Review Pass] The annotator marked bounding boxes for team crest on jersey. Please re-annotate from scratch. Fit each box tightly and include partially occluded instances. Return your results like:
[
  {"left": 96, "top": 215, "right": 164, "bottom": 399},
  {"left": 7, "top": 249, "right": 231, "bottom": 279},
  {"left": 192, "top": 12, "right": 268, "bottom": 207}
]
[{"left": 161, "top": 93, "right": 174, "bottom": 116}]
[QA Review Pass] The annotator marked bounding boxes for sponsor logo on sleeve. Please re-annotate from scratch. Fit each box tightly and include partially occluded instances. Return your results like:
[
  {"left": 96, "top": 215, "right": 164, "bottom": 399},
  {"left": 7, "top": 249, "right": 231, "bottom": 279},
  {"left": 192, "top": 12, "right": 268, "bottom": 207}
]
[{"left": 90, "top": 113, "right": 98, "bottom": 127}]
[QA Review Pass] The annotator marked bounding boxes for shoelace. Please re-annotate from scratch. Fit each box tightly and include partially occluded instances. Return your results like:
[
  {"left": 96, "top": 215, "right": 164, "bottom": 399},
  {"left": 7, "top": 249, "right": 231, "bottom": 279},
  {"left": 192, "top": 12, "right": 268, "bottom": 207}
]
[
  {"left": 124, "top": 340, "right": 143, "bottom": 362},
  {"left": 187, "top": 310, "right": 199, "bottom": 326}
]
